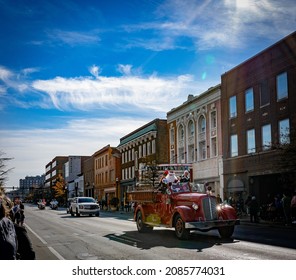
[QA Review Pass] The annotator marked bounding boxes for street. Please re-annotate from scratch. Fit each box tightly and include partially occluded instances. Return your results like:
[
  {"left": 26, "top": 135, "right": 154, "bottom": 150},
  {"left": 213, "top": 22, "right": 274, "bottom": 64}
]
[{"left": 23, "top": 204, "right": 296, "bottom": 260}]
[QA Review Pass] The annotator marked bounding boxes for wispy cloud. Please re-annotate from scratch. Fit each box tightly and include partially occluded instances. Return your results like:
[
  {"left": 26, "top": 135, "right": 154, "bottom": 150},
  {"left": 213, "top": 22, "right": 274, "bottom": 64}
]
[
  {"left": 122, "top": 0, "right": 296, "bottom": 51},
  {"left": 46, "top": 29, "right": 101, "bottom": 46},
  {"left": 31, "top": 72, "right": 198, "bottom": 112},
  {"left": 0, "top": 66, "right": 30, "bottom": 94},
  {"left": 1, "top": 64, "right": 215, "bottom": 114},
  {"left": 27, "top": 64, "right": 203, "bottom": 113}
]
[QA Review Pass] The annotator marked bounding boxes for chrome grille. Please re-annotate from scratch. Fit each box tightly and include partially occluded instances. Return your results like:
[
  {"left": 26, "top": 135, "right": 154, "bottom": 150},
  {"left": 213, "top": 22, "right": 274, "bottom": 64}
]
[
  {"left": 202, "top": 197, "right": 217, "bottom": 220},
  {"left": 84, "top": 205, "right": 98, "bottom": 209}
]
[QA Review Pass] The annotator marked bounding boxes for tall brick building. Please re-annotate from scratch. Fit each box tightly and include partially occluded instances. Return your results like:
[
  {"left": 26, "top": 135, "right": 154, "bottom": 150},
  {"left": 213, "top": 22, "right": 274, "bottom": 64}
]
[
  {"left": 117, "top": 118, "right": 168, "bottom": 204},
  {"left": 221, "top": 31, "right": 296, "bottom": 203}
]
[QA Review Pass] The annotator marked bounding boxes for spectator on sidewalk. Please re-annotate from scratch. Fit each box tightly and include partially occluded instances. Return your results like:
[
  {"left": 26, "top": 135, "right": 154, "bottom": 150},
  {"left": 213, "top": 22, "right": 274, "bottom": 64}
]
[
  {"left": 0, "top": 191, "right": 18, "bottom": 260},
  {"left": 291, "top": 191, "right": 296, "bottom": 223},
  {"left": 0, "top": 190, "right": 35, "bottom": 260},
  {"left": 249, "top": 196, "right": 259, "bottom": 223},
  {"left": 282, "top": 192, "right": 291, "bottom": 225}
]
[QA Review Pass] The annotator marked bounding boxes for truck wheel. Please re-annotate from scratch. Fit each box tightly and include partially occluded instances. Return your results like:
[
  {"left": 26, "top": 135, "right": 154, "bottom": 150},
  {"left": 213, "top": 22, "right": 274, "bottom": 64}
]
[
  {"left": 136, "top": 211, "right": 153, "bottom": 233},
  {"left": 76, "top": 208, "right": 80, "bottom": 217},
  {"left": 174, "top": 214, "right": 189, "bottom": 240},
  {"left": 218, "top": 226, "right": 234, "bottom": 238}
]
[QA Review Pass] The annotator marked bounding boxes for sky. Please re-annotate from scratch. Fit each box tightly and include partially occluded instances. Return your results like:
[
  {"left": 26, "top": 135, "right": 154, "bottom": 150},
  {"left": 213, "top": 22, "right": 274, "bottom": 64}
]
[{"left": 0, "top": 0, "right": 295, "bottom": 189}]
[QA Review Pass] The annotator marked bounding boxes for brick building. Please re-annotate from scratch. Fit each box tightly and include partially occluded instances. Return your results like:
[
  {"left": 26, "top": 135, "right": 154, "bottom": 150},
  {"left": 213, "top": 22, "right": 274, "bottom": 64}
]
[
  {"left": 117, "top": 118, "right": 168, "bottom": 204},
  {"left": 93, "top": 145, "right": 121, "bottom": 208},
  {"left": 221, "top": 31, "right": 296, "bottom": 203}
]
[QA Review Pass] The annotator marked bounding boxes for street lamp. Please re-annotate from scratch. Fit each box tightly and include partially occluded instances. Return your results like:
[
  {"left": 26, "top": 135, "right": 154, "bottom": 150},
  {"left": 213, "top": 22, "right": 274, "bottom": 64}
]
[
  {"left": 116, "top": 178, "right": 119, "bottom": 211},
  {"left": 64, "top": 185, "right": 68, "bottom": 206}
]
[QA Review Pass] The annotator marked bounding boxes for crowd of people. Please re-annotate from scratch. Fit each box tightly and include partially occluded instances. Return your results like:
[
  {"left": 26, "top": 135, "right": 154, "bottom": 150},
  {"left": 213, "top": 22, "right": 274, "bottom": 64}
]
[
  {"left": 0, "top": 189, "right": 35, "bottom": 260},
  {"left": 226, "top": 191, "right": 296, "bottom": 225}
]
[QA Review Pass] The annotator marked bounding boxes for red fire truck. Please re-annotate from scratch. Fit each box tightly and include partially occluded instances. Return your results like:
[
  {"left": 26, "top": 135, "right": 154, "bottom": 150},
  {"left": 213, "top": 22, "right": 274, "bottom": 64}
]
[{"left": 127, "top": 164, "right": 239, "bottom": 240}]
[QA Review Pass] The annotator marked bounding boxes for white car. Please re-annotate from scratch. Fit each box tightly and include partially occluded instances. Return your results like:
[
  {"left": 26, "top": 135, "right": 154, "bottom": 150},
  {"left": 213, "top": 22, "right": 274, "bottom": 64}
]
[{"left": 69, "top": 197, "right": 100, "bottom": 217}]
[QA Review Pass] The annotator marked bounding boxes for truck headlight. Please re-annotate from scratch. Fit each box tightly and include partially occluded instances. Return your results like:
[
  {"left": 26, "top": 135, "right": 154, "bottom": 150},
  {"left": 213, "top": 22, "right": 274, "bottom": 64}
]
[{"left": 192, "top": 203, "right": 199, "bottom": 210}]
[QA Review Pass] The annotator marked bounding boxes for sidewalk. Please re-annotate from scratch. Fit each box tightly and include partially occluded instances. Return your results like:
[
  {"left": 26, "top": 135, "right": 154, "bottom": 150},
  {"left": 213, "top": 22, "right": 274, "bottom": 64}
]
[{"left": 238, "top": 214, "right": 296, "bottom": 229}]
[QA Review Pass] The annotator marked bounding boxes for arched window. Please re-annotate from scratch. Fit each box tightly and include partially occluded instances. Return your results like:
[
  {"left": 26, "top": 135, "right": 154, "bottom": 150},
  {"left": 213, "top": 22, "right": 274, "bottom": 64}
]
[
  {"left": 188, "top": 120, "right": 194, "bottom": 136},
  {"left": 178, "top": 124, "right": 185, "bottom": 163},
  {"left": 178, "top": 124, "right": 184, "bottom": 141},
  {"left": 198, "top": 115, "right": 206, "bottom": 160},
  {"left": 187, "top": 120, "right": 195, "bottom": 163},
  {"left": 198, "top": 115, "right": 206, "bottom": 133}
]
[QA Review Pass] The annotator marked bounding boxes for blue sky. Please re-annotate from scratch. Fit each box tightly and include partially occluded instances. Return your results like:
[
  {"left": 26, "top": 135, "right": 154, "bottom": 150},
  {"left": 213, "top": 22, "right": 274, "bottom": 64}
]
[{"left": 1, "top": 0, "right": 295, "bottom": 188}]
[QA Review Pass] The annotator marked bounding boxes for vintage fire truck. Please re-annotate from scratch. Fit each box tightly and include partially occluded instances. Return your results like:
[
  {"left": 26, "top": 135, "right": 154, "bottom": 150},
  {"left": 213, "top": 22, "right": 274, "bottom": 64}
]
[{"left": 127, "top": 165, "right": 239, "bottom": 240}]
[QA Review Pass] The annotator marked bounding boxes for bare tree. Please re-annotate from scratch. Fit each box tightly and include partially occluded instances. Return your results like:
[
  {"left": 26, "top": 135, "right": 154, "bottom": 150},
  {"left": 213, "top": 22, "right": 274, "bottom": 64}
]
[{"left": 0, "top": 151, "right": 14, "bottom": 187}]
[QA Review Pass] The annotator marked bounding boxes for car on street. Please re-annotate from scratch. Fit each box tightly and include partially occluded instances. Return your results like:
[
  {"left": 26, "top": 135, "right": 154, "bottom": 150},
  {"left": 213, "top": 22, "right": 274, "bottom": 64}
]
[{"left": 69, "top": 197, "right": 100, "bottom": 217}]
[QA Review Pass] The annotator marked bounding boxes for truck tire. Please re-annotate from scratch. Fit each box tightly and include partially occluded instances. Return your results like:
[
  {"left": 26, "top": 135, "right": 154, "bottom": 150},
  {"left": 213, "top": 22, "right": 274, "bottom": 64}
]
[
  {"left": 76, "top": 208, "right": 80, "bottom": 217},
  {"left": 136, "top": 211, "right": 153, "bottom": 233},
  {"left": 174, "top": 214, "right": 189, "bottom": 240},
  {"left": 218, "top": 226, "right": 234, "bottom": 238}
]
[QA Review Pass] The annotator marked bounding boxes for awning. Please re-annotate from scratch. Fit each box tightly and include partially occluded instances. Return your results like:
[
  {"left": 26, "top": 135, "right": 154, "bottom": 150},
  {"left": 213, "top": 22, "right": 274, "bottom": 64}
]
[{"left": 104, "top": 187, "right": 116, "bottom": 193}]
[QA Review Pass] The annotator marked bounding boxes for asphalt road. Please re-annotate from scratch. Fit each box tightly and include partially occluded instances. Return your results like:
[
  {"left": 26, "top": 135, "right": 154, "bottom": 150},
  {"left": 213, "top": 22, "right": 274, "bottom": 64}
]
[{"left": 23, "top": 204, "right": 296, "bottom": 260}]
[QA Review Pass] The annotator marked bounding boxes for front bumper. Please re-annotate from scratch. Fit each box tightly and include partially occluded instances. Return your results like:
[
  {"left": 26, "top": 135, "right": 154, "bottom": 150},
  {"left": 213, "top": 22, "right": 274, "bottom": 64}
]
[
  {"left": 79, "top": 209, "right": 100, "bottom": 215},
  {"left": 185, "top": 219, "right": 240, "bottom": 230}
]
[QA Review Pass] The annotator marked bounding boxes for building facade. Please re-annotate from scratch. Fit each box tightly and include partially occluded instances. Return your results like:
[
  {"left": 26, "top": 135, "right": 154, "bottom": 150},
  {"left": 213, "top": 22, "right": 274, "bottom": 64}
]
[
  {"left": 93, "top": 145, "right": 121, "bottom": 208},
  {"left": 117, "top": 118, "right": 168, "bottom": 203},
  {"left": 64, "top": 155, "right": 90, "bottom": 198},
  {"left": 221, "top": 31, "right": 296, "bottom": 204},
  {"left": 45, "top": 156, "right": 68, "bottom": 200},
  {"left": 167, "top": 86, "right": 223, "bottom": 196},
  {"left": 19, "top": 175, "right": 45, "bottom": 199},
  {"left": 83, "top": 155, "right": 95, "bottom": 198}
]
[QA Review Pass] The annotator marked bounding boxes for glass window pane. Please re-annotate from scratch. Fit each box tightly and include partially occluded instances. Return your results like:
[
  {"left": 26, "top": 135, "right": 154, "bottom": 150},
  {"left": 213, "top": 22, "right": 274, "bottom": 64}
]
[
  {"left": 211, "top": 111, "right": 216, "bottom": 129},
  {"left": 247, "top": 129, "right": 256, "bottom": 154},
  {"left": 170, "top": 128, "right": 175, "bottom": 144},
  {"left": 277, "top": 72, "right": 288, "bottom": 100},
  {"left": 245, "top": 88, "right": 254, "bottom": 112},
  {"left": 211, "top": 137, "right": 217, "bottom": 157},
  {"left": 262, "top": 124, "right": 271, "bottom": 150},
  {"left": 279, "top": 119, "right": 290, "bottom": 145},
  {"left": 199, "top": 116, "right": 206, "bottom": 133},
  {"left": 229, "top": 96, "right": 237, "bottom": 118},
  {"left": 231, "top": 134, "right": 238, "bottom": 157},
  {"left": 189, "top": 120, "right": 194, "bottom": 136}
]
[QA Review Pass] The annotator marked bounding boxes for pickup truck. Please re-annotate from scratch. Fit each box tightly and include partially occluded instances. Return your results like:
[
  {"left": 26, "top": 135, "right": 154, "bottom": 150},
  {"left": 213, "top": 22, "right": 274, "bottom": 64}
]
[{"left": 128, "top": 182, "right": 239, "bottom": 240}]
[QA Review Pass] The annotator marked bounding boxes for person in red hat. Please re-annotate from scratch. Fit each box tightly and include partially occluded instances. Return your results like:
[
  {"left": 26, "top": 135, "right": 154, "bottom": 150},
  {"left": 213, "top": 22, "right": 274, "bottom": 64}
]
[{"left": 158, "top": 170, "right": 169, "bottom": 193}]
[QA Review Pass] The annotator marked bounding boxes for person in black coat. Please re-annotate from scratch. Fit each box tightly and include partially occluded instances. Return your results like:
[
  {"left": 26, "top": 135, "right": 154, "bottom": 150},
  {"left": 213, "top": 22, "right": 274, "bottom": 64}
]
[
  {"left": 14, "top": 223, "right": 35, "bottom": 260},
  {"left": 0, "top": 192, "right": 18, "bottom": 260},
  {"left": 1, "top": 191, "right": 35, "bottom": 260},
  {"left": 249, "top": 196, "right": 259, "bottom": 223}
]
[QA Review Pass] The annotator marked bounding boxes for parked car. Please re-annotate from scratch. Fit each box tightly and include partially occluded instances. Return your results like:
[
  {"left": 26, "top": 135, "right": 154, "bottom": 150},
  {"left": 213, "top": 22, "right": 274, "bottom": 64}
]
[{"left": 69, "top": 197, "right": 100, "bottom": 217}]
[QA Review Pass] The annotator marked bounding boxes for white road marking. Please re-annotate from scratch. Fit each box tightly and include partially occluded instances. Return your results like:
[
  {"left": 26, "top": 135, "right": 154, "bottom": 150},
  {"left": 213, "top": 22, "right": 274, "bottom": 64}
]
[{"left": 25, "top": 224, "right": 65, "bottom": 260}]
